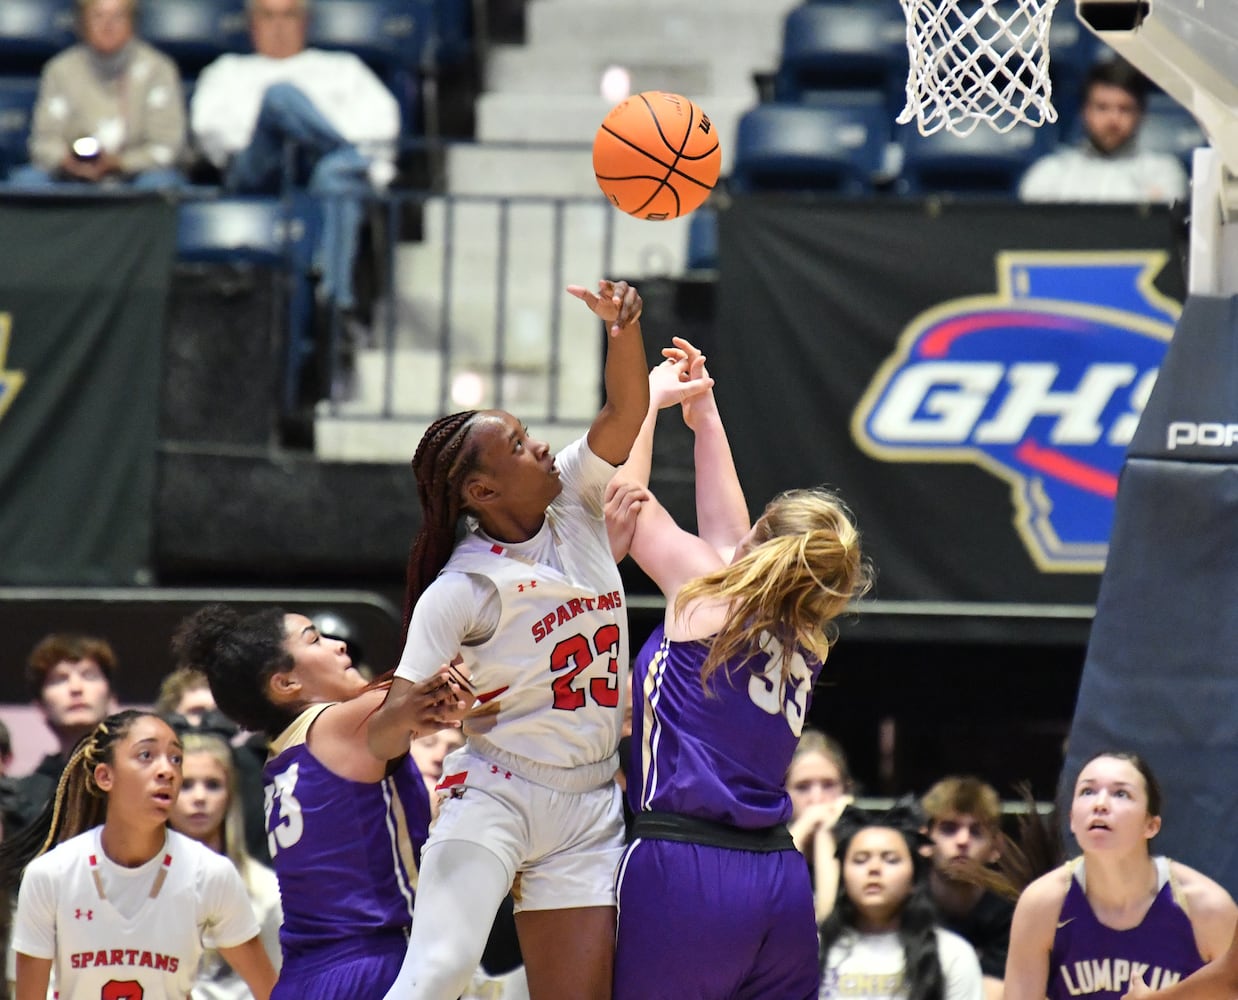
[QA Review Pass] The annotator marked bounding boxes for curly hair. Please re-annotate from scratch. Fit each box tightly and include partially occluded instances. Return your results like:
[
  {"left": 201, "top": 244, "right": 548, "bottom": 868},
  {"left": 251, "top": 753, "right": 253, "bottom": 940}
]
[{"left": 172, "top": 604, "right": 294, "bottom": 737}]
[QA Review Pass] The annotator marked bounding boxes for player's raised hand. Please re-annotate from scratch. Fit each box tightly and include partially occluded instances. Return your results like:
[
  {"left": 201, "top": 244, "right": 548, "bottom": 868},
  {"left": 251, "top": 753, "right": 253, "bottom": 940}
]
[{"left": 567, "top": 279, "right": 643, "bottom": 334}]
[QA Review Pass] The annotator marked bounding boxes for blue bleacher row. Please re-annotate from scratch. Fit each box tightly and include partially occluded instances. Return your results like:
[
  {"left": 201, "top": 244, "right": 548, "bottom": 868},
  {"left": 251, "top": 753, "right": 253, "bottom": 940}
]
[{"left": 0, "top": 0, "right": 472, "bottom": 170}]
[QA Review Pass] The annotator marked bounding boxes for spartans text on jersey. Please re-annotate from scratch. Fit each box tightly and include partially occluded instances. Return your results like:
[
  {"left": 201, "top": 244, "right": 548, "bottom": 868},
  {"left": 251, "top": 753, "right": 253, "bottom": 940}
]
[
  {"left": 531, "top": 591, "right": 623, "bottom": 642},
  {"left": 71, "top": 949, "right": 181, "bottom": 971}
]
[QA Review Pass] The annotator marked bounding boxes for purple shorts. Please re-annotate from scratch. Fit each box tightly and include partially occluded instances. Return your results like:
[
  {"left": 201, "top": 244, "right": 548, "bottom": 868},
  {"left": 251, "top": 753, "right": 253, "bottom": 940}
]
[
  {"left": 614, "top": 837, "right": 819, "bottom": 1000},
  {"left": 274, "top": 929, "right": 408, "bottom": 1000}
]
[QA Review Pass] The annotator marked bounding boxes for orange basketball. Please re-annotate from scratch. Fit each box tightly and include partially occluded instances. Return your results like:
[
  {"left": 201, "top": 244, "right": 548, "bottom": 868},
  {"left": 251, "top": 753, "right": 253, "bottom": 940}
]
[{"left": 593, "top": 91, "right": 721, "bottom": 221}]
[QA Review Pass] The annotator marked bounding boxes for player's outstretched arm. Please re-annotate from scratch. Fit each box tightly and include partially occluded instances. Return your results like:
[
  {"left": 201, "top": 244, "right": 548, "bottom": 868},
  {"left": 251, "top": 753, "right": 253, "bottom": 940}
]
[
  {"left": 365, "top": 671, "right": 470, "bottom": 763},
  {"left": 568, "top": 279, "right": 649, "bottom": 466}
]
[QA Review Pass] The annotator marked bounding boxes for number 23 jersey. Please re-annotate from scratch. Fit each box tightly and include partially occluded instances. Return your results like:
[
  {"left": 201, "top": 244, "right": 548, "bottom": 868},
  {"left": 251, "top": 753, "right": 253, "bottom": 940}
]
[{"left": 398, "top": 437, "right": 628, "bottom": 770}]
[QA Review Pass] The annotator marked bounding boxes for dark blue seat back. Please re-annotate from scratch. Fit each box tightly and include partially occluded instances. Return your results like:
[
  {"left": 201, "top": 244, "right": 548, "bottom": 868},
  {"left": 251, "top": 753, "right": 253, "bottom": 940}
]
[
  {"left": 774, "top": 4, "right": 904, "bottom": 107},
  {"left": 307, "top": 0, "right": 431, "bottom": 134},
  {"left": 177, "top": 195, "right": 319, "bottom": 266},
  {"left": 731, "top": 97, "right": 891, "bottom": 195},
  {"left": 0, "top": 0, "right": 75, "bottom": 74},
  {"left": 0, "top": 77, "right": 39, "bottom": 177},
  {"left": 1138, "top": 93, "right": 1207, "bottom": 173},
  {"left": 897, "top": 119, "right": 1057, "bottom": 196},
  {"left": 138, "top": 0, "right": 248, "bottom": 79}
]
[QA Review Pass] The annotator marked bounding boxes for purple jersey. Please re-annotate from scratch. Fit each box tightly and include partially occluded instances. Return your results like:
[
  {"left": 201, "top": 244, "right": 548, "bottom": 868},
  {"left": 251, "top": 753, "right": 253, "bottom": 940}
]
[
  {"left": 1048, "top": 858, "right": 1205, "bottom": 1000},
  {"left": 628, "top": 623, "right": 820, "bottom": 828},
  {"left": 264, "top": 706, "right": 432, "bottom": 961}
]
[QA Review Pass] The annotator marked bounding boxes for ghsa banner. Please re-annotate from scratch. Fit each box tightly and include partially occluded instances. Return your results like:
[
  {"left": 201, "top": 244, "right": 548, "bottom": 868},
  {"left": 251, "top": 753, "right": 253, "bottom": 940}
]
[{"left": 852, "top": 251, "right": 1178, "bottom": 573}]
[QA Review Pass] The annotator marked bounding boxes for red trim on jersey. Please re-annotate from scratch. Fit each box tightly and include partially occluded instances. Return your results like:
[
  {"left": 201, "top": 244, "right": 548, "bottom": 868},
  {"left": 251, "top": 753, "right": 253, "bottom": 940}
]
[
  {"left": 473, "top": 685, "right": 510, "bottom": 706},
  {"left": 490, "top": 543, "right": 504, "bottom": 555},
  {"left": 436, "top": 771, "right": 468, "bottom": 791}
]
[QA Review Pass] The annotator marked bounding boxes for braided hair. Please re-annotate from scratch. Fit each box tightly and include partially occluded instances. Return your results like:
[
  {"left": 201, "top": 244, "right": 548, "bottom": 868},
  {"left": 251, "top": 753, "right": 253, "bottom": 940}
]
[
  {"left": 403, "top": 410, "right": 487, "bottom": 635},
  {"left": 0, "top": 710, "right": 164, "bottom": 894},
  {"left": 821, "top": 799, "right": 946, "bottom": 1000}
]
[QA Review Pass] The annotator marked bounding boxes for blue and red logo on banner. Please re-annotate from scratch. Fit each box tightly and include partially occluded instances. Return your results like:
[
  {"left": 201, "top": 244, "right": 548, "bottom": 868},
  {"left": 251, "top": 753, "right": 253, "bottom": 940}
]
[
  {"left": 852, "top": 252, "right": 1178, "bottom": 572},
  {"left": 0, "top": 314, "right": 24, "bottom": 424}
]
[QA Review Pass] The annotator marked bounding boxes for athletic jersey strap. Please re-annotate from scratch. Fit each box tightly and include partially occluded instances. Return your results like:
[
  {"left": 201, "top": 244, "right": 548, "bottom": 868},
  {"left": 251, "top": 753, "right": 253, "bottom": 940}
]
[{"left": 631, "top": 812, "right": 796, "bottom": 853}]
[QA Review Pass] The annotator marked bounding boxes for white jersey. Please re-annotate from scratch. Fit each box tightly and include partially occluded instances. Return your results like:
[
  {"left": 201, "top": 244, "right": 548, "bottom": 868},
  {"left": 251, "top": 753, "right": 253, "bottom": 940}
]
[
  {"left": 12, "top": 827, "right": 259, "bottom": 1000},
  {"left": 396, "top": 437, "right": 628, "bottom": 771}
]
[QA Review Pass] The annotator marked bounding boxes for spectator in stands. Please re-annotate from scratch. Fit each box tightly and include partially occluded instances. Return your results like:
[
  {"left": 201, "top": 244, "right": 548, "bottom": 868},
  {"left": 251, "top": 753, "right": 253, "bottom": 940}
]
[
  {"left": 788, "top": 729, "right": 855, "bottom": 921},
  {"left": 156, "top": 664, "right": 219, "bottom": 728},
  {"left": 170, "top": 731, "right": 284, "bottom": 999},
  {"left": 158, "top": 663, "right": 273, "bottom": 865},
  {"left": 189, "top": 0, "right": 400, "bottom": 318},
  {"left": 820, "top": 801, "right": 984, "bottom": 1000},
  {"left": 6, "top": 634, "right": 117, "bottom": 833},
  {"left": 8, "top": 0, "right": 186, "bottom": 189},
  {"left": 922, "top": 776, "right": 1014, "bottom": 1000},
  {"left": 1018, "top": 57, "right": 1188, "bottom": 203}
]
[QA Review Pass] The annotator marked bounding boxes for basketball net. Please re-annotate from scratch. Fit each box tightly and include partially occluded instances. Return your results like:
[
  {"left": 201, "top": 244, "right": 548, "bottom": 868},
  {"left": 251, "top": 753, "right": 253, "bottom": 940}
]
[{"left": 898, "top": 0, "right": 1060, "bottom": 136}]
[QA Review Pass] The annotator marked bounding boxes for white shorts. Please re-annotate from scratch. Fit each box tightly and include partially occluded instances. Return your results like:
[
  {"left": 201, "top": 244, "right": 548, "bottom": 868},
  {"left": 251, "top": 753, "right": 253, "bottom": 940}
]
[{"left": 429, "top": 747, "right": 625, "bottom": 912}]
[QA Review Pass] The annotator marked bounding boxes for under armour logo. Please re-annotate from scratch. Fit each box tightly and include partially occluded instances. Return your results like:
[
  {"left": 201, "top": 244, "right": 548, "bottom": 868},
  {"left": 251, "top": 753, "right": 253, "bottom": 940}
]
[
  {"left": 516, "top": 580, "right": 537, "bottom": 592},
  {"left": 489, "top": 765, "right": 513, "bottom": 779},
  {"left": 75, "top": 909, "right": 93, "bottom": 920}
]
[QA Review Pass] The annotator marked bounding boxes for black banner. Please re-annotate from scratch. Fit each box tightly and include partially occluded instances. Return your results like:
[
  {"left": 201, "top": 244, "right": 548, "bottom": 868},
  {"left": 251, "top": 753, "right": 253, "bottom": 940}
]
[
  {"left": 0, "top": 196, "right": 176, "bottom": 584},
  {"left": 712, "top": 197, "right": 1185, "bottom": 605}
]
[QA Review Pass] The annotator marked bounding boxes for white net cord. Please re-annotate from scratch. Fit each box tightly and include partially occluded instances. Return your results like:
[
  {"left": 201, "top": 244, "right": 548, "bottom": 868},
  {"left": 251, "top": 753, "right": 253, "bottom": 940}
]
[{"left": 899, "top": 0, "right": 1061, "bottom": 136}]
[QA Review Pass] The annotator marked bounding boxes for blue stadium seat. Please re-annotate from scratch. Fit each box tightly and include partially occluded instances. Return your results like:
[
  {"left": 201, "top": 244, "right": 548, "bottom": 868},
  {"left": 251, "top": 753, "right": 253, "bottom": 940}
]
[
  {"left": 0, "top": 0, "right": 75, "bottom": 74},
  {"left": 0, "top": 77, "right": 39, "bottom": 178},
  {"left": 1139, "top": 92, "right": 1208, "bottom": 173},
  {"left": 685, "top": 206, "right": 719, "bottom": 271},
  {"left": 176, "top": 195, "right": 319, "bottom": 265},
  {"left": 774, "top": 4, "right": 904, "bottom": 106},
  {"left": 897, "top": 121, "right": 1058, "bottom": 196},
  {"left": 430, "top": 0, "right": 474, "bottom": 71},
  {"left": 730, "top": 98, "right": 891, "bottom": 195},
  {"left": 308, "top": 0, "right": 431, "bottom": 133},
  {"left": 138, "top": 0, "right": 248, "bottom": 79}
]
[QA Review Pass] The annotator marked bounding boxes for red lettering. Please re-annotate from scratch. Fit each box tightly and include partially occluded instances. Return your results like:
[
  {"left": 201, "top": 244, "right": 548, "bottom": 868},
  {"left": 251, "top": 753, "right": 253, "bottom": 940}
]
[
  {"left": 583, "top": 597, "right": 596, "bottom": 610},
  {"left": 155, "top": 953, "right": 171, "bottom": 971},
  {"left": 169, "top": 957, "right": 179, "bottom": 973},
  {"left": 612, "top": 590, "right": 623, "bottom": 607},
  {"left": 597, "top": 593, "right": 614, "bottom": 611},
  {"left": 71, "top": 954, "right": 83, "bottom": 969},
  {"left": 94, "top": 950, "right": 108, "bottom": 967},
  {"left": 125, "top": 949, "right": 138, "bottom": 964},
  {"left": 567, "top": 598, "right": 584, "bottom": 617},
  {"left": 556, "top": 605, "right": 572, "bottom": 625},
  {"left": 110, "top": 949, "right": 124, "bottom": 966},
  {"left": 139, "top": 951, "right": 154, "bottom": 968},
  {"left": 532, "top": 620, "right": 545, "bottom": 642}
]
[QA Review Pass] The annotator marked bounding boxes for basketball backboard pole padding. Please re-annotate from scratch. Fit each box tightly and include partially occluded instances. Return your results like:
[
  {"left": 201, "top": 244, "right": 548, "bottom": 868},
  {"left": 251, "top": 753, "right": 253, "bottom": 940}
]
[{"left": 1076, "top": 0, "right": 1238, "bottom": 293}]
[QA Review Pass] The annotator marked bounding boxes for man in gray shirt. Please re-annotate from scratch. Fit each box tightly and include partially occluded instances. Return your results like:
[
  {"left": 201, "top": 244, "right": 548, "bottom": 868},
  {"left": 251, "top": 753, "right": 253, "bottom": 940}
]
[{"left": 1018, "top": 57, "right": 1188, "bottom": 204}]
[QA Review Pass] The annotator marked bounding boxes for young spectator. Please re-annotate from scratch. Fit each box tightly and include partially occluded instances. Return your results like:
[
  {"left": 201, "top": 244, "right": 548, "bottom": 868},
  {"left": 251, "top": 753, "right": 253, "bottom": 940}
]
[
  {"left": 170, "top": 731, "right": 283, "bottom": 1000},
  {"left": 173, "top": 604, "right": 467, "bottom": 999},
  {"left": 788, "top": 729, "right": 856, "bottom": 921},
  {"left": 820, "top": 803, "right": 984, "bottom": 1000},
  {"left": 922, "top": 777, "right": 1014, "bottom": 1000},
  {"left": 156, "top": 665, "right": 220, "bottom": 728},
  {"left": 8, "top": 633, "right": 117, "bottom": 834},
  {"left": 9, "top": 0, "right": 185, "bottom": 189},
  {"left": 1004, "top": 752, "right": 1238, "bottom": 1000},
  {"left": 2, "top": 710, "right": 276, "bottom": 999},
  {"left": 605, "top": 338, "right": 872, "bottom": 999},
  {"left": 189, "top": 0, "right": 400, "bottom": 316},
  {"left": 1018, "top": 57, "right": 1188, "bottom": 203},
  {"left": 366, "top": 280, "right": 651, "bottom": 999},
  {"left": 409, "top": 728, "right": 465, "bottom": 820}
]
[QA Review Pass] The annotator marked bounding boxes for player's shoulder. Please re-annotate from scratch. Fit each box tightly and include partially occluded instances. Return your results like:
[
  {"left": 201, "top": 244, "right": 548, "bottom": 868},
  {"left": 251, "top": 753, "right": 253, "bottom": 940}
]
[
  {"left": 28, "top": 828, "right": 96, "bottom": 871},
  {"left": 1018, "top": 862, "right": 1074, "bottom": 913},
  {"left": 1169, "top": 858, "right": 1238, "bottom": 913}
]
